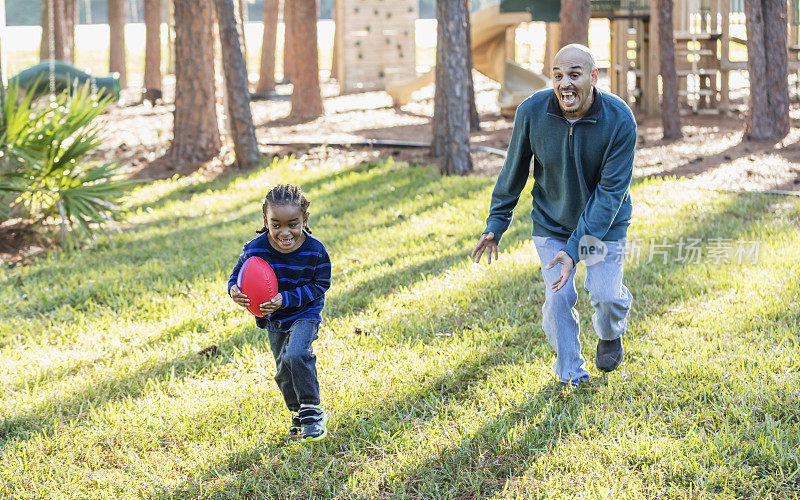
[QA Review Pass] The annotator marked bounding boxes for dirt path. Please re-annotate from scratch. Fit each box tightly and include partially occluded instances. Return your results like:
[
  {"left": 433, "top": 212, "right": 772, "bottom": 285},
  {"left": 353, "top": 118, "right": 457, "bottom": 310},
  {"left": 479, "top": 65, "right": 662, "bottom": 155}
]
[{"left": 100, "top": 74, "right": 800, "bottom": 194}]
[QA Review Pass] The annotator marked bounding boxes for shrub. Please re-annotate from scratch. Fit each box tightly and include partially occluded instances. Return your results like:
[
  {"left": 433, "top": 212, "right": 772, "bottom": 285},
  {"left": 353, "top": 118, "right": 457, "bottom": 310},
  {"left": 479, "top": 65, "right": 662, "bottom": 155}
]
[{"left": 0, "top": 83, "right": 136, "bottom": 248}]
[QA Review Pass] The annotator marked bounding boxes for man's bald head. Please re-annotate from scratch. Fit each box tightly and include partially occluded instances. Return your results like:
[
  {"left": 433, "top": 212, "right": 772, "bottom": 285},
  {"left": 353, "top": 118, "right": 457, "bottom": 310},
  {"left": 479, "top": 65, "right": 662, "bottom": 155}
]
[
  {"left": 551, "top": 44, "right": 598, "bottom": 119},
  {"left": 553, "top": 44, "right": 596, "bottom": 73}
]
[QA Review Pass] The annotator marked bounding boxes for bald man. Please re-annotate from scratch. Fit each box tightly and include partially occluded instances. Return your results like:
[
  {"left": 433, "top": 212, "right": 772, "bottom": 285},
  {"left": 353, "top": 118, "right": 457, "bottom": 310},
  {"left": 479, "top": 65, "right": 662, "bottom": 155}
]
[{"left": 472, "top": 44, "right": 635, "bottom": 387}]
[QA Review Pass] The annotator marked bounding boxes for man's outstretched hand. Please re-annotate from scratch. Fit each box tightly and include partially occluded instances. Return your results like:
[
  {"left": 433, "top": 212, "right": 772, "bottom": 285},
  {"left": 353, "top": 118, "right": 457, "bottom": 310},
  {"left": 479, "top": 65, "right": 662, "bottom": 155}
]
[
  {"left": 546, "top": 250, "right": 574, "bottom": 293},
  {"left": 472, "top": 232, "right": 499, "bottom": 264}
]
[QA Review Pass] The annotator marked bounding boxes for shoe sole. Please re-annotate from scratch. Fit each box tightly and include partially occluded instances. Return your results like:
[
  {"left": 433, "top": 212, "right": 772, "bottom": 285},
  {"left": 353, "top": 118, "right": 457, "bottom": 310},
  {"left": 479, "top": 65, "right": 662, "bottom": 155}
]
[
  {"left": 300, "top": 413, "right": 328, "bottom": 443},
  {"left": 300, "top": 428, "right": 327, "bottom": 442},
  {"left": 596, "top": 354, "right": 623, "bottom": 372}
]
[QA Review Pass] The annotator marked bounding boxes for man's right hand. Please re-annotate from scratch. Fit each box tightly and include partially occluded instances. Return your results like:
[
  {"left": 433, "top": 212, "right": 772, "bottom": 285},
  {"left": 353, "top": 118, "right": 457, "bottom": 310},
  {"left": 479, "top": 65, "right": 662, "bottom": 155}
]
[{"left": 471, "top": 232, "right": 499, "bottom": 264}]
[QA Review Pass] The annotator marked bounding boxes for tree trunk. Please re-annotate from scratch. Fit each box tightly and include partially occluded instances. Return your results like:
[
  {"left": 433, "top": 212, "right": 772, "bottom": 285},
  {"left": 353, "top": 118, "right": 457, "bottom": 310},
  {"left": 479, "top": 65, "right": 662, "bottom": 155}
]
[
  {"left": 763, "top": 0, "right": 789, "bottom": 138},
  {"left": 168, "top": 0, "right": 221, "bottom": 162},
  {"left": 214, "top": 0, "right": 261, "bottom": 165},
  {"left": 658, "top": 0, "right": 681, "bottom": 140},
  {"left": 559, "top": 0, "right": 591, "bottom": 47},
  {"left": 144, "top": 0, "right": 162, "bottom": 101},
  {"left": 464, "top": 0, "right": 480, "bottom": 131},
  {"left": 165, "top": 0, "right": 175, "bottom": 75},
  {"left": 108, "top": 0, "right": 127, "bottom": 88},
  {"left": 289, "top": 0, "right": 323, "bottom": 120},
  {"left": 40, "top": 0, "right": 76, "bottom": 63},
  {"left": 432, "top": 0, "right": 472, "bottom": 175},
  {"left": 257, "top": 0, "right": 278, "bottom": 92},
  {"left": 744, "top": 0, "right": 789, "bottom": 141},
  {"left": 283, "top": 0, "right": 295, "bottom": 82},
  {"left": 237, "top": 0, "right": 248, "bottom": 76}
]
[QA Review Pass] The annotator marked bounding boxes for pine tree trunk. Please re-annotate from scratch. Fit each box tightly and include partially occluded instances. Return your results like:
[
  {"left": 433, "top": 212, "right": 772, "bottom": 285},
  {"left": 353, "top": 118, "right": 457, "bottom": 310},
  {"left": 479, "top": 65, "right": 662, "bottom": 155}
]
[
  {"left": 658, "top": 0, "right": 681, "bottom": 140},
  {"left": 144, "top": 0, "right": 162, "bottom": 100},
  {"left": 40, "top": 0, "right": 76, "bottom": 63},
  {"left": 432, "top": 0, "right": 472, "bottom": 175},
  {"left": 108, "top": 0, "right": 127, "bottom": 88},
  {"left": 165, "top": 0, "right": 175, "bottom": 75},
  {"left": 215, "top": 0, "right": 261, "bottom": 165},
  {"left": 236, "top": 0, "right": 248, "bottom": 76},
  {"left": 168, "top": 0, "right": 221, "bottom": 162},
  {"left": 283, "top": 0, "right": 295, "bottom": 82},
  {"left": 559, "top": 0, "right": 591, "bottom": 47},
  {"left": 464, "top": 0, "right": 480, "bottom": 131},
  {"left": 257, "top": 0, "right": 278, "bottom": 92},
  {"left": 744, "top": 0, "right": 788, "bottom": 141},
  {"left": 289, "top": 0, "right": 322, "bottom": 120},
  {"left": 763, "top": 0, "right": 789, "bottom": 139}
]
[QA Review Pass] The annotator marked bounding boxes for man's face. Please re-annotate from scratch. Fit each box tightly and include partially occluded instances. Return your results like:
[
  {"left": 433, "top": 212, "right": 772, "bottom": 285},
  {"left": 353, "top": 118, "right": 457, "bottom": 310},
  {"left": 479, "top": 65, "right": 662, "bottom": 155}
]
[{"left": 552, "top": 50, "right": 598, "bottom": 119}]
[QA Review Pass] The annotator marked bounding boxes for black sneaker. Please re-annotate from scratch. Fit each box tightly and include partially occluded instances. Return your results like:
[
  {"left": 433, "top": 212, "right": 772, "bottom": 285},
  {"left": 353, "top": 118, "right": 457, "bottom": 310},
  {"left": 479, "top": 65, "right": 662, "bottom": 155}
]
[
  {"left": 299, "top": 406, "right": 327, "bottom": 442},
  {"left": 288, "top": 412, "right": 302, "bottom": 439},
  {"left": 596, "top": 337, "right": 624, "bottom": 372}
]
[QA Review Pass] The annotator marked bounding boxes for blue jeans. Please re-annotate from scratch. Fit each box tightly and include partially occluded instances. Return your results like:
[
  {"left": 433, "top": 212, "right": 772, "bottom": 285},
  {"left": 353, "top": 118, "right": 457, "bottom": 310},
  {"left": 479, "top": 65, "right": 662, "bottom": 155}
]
[
  {"left": 533, "top": 237, "right": 632, "bottom": 384},
  {"left": 266, "top": 320, "right": 321, "bottom": 411}
]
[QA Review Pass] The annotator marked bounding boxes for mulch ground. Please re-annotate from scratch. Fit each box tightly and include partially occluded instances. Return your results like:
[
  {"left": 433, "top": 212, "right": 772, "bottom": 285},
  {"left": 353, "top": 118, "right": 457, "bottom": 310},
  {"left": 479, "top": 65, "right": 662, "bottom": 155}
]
[{"left": 4, "top": 73, "right": 799, "bottom": 265}]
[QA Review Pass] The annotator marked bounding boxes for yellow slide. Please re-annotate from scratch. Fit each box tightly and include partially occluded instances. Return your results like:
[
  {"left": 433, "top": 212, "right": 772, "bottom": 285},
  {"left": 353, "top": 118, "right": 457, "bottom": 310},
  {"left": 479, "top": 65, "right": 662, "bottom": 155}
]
[{"left": 387, "top": 4, "right": 549, "bottom": 115}]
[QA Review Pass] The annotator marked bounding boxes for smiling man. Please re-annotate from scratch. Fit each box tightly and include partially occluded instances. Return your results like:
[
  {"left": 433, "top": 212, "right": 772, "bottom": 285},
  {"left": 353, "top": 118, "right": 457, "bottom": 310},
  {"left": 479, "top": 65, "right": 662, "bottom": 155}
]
[{"left": 471, "top": 44, "right": 636, "bottom": 387}]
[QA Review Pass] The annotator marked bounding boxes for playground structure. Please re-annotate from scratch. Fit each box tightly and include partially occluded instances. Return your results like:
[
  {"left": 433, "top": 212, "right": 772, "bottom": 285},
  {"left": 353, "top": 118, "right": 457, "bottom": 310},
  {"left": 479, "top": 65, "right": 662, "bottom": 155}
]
[
  {"left": 333, "top": 0, "right": 800, "bottom": 116},
  {"left": 332, "top": 0, "right": 419, "bottom": 93},
  {"left": 601, "top": 0, "right": 742, "bottom": 114},
  {"left": 570, "top": 0, "right": 800, "bottom": 114},
  {"left": 386, "top": 4, "right": 549, "bottom": 116}
]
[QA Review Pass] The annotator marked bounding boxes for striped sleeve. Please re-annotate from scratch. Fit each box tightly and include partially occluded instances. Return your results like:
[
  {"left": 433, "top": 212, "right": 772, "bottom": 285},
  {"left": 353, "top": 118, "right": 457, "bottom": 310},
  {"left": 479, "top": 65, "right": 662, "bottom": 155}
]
[
  {"left": 279, "top": 245, "right": 331, "bottom": 309},
  {"left": 227, "top": 246, "right": 247, "bottom": 293}
]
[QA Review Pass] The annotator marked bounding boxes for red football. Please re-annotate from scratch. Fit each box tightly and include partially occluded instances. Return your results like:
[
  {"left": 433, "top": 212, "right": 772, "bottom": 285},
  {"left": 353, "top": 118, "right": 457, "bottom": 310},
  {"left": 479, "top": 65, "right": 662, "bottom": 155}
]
[{"left": 237, "top": 256, "right": 279, "bottom": 317}]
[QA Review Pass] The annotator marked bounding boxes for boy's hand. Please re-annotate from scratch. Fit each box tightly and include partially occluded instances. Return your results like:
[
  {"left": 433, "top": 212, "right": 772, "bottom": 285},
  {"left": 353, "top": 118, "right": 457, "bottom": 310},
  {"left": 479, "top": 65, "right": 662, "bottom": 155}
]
[
  {"left": 260, "top": 293, "right": 283, "bottom": 315},
  {"left": 229, "top": 284, "right": 250, "bottom": 308}
]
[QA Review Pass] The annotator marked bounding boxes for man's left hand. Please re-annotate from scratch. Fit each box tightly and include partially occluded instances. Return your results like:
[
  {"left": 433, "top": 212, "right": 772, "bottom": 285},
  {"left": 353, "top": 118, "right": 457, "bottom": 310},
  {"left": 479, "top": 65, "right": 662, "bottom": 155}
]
[{"left": 545, "top": 250, "right": 574, "bottom": 293}]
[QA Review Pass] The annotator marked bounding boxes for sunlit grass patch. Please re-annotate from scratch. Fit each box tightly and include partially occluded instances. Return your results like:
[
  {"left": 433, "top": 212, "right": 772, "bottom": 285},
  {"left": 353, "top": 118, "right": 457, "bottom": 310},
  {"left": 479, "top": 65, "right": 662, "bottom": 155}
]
[{"left": 1, "top": 158, "right": 799, "bottom": 498}]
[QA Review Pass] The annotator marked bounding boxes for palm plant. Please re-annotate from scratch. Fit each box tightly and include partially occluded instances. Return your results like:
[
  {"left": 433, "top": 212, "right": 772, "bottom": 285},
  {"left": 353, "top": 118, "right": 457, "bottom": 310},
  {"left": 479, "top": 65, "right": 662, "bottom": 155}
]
[{"left": 0, "top": 82, "right": 136, "bottom": 248}]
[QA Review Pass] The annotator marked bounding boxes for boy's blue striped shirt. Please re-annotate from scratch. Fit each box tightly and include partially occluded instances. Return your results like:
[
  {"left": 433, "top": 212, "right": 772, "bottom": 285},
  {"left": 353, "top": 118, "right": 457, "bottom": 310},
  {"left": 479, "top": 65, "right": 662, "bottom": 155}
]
[{"left": 228, "top": 232, "right": 331, "bottom": 331}]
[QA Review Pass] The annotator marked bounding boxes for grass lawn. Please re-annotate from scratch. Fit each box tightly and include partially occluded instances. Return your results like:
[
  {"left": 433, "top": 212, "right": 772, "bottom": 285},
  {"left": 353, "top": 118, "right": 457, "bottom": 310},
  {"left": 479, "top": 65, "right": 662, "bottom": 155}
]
[{"left": 1, "top": 155, "right": 799, "bottom": 499}]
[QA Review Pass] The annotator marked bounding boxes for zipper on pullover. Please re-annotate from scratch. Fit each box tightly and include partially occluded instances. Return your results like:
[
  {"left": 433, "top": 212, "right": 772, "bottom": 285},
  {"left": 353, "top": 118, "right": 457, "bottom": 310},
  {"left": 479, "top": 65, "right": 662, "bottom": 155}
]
[{"left": 569, "top": 123, "right": 574, "bottom": 157}]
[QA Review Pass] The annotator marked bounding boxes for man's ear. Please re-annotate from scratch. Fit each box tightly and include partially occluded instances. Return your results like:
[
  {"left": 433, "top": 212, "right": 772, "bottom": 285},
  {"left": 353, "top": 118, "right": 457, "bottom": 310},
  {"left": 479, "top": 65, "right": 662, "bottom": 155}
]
[{"left": 591, "top": 68, "right": 599, "bottom": 85}]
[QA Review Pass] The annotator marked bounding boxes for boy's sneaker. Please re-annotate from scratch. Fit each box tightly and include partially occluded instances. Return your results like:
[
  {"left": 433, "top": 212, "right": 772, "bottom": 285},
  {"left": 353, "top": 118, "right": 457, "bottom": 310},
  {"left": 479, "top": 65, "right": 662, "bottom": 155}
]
[
  {"left": 288, "top": 412, "right": 302, "bottom": 439},
  {"left": 298, "top": 406, "right": 327, "bottom": 442}
]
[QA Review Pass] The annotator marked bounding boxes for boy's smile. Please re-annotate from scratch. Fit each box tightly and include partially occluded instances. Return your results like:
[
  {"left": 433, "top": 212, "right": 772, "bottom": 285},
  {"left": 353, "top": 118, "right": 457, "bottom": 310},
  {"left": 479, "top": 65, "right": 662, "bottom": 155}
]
[{"left": 265, "top": 204, "right": 308, "bottom": 253}]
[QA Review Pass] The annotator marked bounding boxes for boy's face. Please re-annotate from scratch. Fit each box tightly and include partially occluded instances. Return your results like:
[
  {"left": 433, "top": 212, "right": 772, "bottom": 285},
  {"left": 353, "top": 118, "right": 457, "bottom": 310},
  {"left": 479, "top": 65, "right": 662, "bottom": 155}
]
[{"left": 265, "top": 204, "right": 308, "bottom": 253}]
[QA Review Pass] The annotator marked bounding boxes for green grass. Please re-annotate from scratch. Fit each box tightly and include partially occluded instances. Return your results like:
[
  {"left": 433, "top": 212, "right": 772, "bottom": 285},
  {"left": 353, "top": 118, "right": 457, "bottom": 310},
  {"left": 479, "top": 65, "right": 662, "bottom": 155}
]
[{"left": 1, "top": 155, "right": 799, "bottom": 499}]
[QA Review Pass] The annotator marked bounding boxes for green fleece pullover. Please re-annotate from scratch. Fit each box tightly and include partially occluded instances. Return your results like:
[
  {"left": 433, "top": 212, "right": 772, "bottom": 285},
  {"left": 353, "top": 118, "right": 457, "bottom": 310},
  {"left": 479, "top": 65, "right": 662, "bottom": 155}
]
[{"left": 484, "top": 87, "right": 636, "bottom": 264}]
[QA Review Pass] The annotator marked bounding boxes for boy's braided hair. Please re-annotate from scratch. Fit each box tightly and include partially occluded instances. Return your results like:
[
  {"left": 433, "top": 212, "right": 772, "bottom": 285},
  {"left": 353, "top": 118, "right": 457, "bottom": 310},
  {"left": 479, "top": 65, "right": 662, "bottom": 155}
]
[{"left": 257, "top": 184, "right": 312, "bottom": 234}]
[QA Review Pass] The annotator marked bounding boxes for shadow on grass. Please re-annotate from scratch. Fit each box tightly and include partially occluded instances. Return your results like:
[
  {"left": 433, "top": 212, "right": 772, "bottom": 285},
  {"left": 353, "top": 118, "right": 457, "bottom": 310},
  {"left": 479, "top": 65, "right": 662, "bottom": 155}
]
[
  {"left": 0, "top": 319, "right": 264, "bottom": 448},
  {"left": 160, "top": 321, "right": 592, "bottom": 499},
  {"left": 155, "top": 188, "right": 797, "bottom": 497},
  {"left": 4, "top": 158, "right": 797, "bottom": 496},
  {"left": 5, "top": 160, "right": 493, "bottom": 324}
]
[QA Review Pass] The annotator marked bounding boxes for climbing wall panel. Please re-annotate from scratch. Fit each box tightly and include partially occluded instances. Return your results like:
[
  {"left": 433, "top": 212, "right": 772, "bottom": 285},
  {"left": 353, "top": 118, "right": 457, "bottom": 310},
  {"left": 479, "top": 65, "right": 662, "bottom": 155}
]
[{"left": 334, "top": 0, "right": 417, "bottom": 93}]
